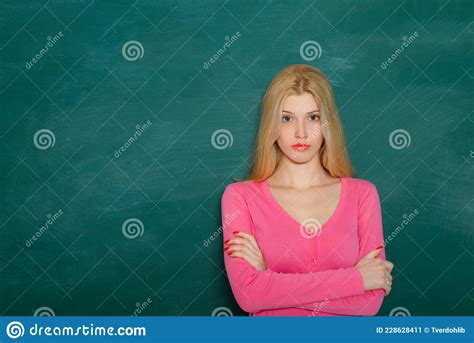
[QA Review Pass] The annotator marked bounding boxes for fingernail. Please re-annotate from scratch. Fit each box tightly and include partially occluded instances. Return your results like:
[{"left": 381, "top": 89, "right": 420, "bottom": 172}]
[
  {"left": 224, "top": 239, "right": 230, "bottom": 244},
  {"left": 376, "top": 245, "right": 384, "bottom": 249},
  {"left": 233, "top": 231, "right": 239, "bottom": 234},
  {"left": 224, "top": 246, "right": 230, "bottom": 251}
]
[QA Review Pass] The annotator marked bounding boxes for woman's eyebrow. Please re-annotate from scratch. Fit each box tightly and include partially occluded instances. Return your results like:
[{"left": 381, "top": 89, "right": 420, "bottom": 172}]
[{"left": 282, "top": 110, "right": 320, "bottom": 114}]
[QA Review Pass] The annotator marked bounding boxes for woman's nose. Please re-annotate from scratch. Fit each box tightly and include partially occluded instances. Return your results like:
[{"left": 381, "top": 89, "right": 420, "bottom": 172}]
[{"left": 295, "top": 122, "right": 307, "bottom": 139}]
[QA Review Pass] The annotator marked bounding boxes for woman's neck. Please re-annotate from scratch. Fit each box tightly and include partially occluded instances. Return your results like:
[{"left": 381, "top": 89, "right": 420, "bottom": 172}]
[{"left": 270, "top": 156, "right": 336, "bottom": 189}]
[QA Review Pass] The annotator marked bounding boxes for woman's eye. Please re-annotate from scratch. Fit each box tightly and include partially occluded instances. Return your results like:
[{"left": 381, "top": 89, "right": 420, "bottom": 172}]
[
  {"left": 282, "top": 115, "right": 292, "bottom": 122},
  {"left": 309, "top": 114, "right": 320, "bottom": 121}
]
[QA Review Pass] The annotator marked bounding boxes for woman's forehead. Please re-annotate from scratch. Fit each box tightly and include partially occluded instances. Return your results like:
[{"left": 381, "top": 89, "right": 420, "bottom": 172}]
[{"left": 282, "top": 93, "right": 320, "bottom": 113}]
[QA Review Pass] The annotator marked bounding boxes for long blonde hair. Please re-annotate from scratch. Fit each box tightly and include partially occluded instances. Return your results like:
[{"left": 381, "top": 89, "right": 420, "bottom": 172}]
[{"left": 235, "top": 64, "right": 354, "bottom": 182}]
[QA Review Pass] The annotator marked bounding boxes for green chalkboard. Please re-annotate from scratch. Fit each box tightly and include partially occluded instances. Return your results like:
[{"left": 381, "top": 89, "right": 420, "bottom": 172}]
[{"left": 0, "top": 0, "right": 472, "bottom": 316}]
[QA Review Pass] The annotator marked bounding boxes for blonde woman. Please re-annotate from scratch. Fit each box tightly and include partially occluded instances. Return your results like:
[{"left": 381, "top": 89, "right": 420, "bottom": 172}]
[{"left": 221, "top": 64, "right": 394, "bottom": 316}]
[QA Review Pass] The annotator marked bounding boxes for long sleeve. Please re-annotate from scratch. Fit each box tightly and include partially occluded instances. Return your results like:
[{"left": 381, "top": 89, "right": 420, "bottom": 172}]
[
  {"left": 221, "top": 184, "right": 366, "bottom": 314},
  {"left": 296, "top": 181, "right": 386, "bottom": 316}
]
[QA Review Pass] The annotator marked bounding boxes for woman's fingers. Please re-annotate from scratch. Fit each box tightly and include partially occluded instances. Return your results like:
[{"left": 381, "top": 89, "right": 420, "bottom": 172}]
[
  {"left": 226, "top": 237, "right": 260, "bottom": 257},
  {"left": 356, "top": 255, "right": 394, "bottom": 295},
  {"left": 233, "top": 232, "right": 261, "bottom": 254},
  {"left": 225, "top": 232, "right": 266, "bottom": 271},
  {"left": 226, "top": 236, "right": 262, "bottom": 257},
  {"left": 227, "top": 243, "right": 261, "bottom": 262},
  {"left": 385, "top": 261, "right": 394, "bottom": 272},
  {"left": 364, "top": 257, "right": 394, "bottom": 273},
  {"left": 382, "top": 279, "right": 391, "bottom": 295},
  {"left": 383, "top": 269, "right": 392, "bottom": 296},
  {"left": 384, "top": 269, "right": 392, "bottom": 283}
]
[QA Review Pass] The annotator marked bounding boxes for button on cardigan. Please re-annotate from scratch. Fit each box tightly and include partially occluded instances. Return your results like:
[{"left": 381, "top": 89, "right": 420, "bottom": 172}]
[{"left": 221, "top": 177, "right": 386, "bottom": 316}]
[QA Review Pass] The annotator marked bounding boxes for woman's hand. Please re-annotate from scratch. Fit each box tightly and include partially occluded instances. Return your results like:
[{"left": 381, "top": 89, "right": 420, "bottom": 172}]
[
  {"left": 356, "top": 247, "right": 394, "bottom": 296},
  {"left": 224, "top": 231, "right": 267, "bottom": 271}
]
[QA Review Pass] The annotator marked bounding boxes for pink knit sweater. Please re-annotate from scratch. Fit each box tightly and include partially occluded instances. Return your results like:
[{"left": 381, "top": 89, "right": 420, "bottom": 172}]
[{"left": 221, "top": 177, "right": 386, "bottom": 316}]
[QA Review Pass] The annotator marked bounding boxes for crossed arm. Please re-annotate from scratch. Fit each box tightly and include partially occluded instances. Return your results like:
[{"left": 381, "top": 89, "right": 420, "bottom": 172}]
[{"left": 221, "top": 183, "right": 388, "bottom": 316}]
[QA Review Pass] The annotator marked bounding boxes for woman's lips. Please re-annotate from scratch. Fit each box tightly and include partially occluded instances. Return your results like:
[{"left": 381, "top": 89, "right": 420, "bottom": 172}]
[{"left": 291, "top": 144, "right": 311, "bottom": 151}]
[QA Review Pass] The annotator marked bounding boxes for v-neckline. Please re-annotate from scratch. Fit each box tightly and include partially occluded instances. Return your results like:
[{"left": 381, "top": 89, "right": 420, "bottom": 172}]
[{"left": 263, "top": 177, "right": 345, "bottom": 233}]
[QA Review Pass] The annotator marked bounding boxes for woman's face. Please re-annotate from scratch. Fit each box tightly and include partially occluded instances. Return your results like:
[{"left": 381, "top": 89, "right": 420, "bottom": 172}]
[{"left": 276, "top": 92, "right": 324, "bottom": 164}]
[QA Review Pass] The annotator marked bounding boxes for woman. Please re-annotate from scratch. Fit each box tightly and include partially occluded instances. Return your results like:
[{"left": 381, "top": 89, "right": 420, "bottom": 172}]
[{"left": 221, "top": 64, "right": 394, "bottom": 316}]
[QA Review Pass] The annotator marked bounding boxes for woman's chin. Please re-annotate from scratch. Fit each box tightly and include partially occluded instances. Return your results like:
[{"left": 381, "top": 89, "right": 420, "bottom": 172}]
[{"left": 285, "top": 152, "right": 317, "bottom": 164}]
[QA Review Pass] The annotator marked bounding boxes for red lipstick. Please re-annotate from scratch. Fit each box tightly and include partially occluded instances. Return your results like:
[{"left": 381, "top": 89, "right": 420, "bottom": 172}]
[{"left": 291, "top": 144, "right": 311, "bottom": 151}]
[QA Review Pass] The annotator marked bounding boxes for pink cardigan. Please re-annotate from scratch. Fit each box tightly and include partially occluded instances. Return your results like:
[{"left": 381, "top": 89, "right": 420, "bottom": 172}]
[{"left": 221, "top": 177, "right": 386, "bottom": 316}]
